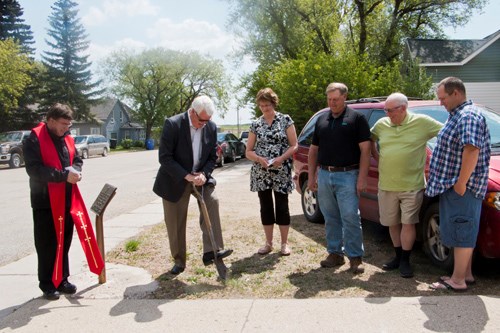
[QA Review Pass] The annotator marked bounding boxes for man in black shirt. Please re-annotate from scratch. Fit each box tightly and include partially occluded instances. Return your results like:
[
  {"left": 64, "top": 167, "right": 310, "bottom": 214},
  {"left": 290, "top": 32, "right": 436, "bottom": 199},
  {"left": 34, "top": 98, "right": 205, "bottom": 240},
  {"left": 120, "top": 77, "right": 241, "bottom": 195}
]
[{"left": 307, "top": 82, "right": 371, "bottom": 274}]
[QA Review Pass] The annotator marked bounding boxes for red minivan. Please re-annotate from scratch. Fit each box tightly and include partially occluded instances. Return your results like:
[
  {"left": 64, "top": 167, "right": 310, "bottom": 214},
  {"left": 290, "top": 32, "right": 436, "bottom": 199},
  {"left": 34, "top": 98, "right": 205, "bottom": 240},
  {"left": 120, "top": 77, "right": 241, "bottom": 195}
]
[{"left": 293, "top": 98, "right": 500, "bottom": 269}]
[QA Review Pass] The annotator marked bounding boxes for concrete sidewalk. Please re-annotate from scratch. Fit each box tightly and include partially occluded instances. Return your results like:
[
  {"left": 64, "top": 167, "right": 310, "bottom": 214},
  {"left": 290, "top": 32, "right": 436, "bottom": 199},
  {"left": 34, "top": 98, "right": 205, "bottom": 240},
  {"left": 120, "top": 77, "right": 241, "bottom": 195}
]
[
  {"left": 0, "top": 198, "right": 165, "bottom": 320},
  {"left": 1, "top": 198, "right": 500, "bottom": 332}
]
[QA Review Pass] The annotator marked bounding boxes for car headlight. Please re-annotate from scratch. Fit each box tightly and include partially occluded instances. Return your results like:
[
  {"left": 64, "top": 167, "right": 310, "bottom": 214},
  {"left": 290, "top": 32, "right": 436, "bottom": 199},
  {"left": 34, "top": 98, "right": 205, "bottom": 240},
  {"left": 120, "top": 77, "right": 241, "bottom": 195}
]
[
  {"left": 0, "top": 144, "right": 10, "bottom": 154},
  {"left": 485, "top": 192, "right": 500, "bottom": 210}
]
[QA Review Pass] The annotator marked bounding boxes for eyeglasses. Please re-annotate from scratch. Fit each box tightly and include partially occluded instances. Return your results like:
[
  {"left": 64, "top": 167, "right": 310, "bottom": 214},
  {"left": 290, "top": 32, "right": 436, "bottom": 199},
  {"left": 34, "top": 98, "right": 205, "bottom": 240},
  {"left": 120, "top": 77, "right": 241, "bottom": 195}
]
[
  {"left": 56, "top": 119, "right": 72, "bottom": 127},
  {"left": 192, "top": 110, "right": 211, "bottom": 123},
  {"left": 384, "top": 105, "right": 404, "bottom": 113}
]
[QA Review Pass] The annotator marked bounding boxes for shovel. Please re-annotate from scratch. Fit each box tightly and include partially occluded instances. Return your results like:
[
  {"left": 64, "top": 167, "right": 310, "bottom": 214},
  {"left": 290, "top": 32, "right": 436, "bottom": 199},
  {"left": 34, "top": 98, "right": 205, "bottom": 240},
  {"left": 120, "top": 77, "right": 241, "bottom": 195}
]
[{"left": 192, "top": 184, "right": 227, "bottom": 280}]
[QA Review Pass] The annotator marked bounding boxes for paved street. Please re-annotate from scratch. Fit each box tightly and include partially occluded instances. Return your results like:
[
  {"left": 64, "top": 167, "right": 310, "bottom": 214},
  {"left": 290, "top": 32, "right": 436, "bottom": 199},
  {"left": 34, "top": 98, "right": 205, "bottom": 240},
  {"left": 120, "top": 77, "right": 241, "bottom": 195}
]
[{"left": 0, "top": 150, "right": 160, "bottom": 266}]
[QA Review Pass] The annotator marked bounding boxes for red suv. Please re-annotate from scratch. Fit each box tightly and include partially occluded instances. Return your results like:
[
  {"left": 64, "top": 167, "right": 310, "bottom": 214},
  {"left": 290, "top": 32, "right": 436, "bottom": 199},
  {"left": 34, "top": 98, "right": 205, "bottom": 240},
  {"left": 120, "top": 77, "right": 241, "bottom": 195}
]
[{"left": 293, "top": 99, "right": 500, "bottom": 269}]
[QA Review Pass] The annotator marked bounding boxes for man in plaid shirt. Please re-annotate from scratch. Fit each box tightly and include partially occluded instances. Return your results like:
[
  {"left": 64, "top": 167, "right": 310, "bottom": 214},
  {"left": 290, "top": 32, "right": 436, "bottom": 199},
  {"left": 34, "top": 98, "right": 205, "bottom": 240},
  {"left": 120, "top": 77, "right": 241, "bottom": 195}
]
[{"left": 427, "top": 77, "right": 491, "bottom": 292}]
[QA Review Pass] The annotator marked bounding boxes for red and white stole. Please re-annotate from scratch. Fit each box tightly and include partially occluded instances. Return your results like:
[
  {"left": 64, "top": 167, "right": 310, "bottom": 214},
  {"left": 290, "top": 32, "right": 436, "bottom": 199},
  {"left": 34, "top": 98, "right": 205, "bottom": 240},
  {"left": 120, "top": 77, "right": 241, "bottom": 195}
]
[{"left": 32, "top": 123, "right": 104, "bottom": 287}]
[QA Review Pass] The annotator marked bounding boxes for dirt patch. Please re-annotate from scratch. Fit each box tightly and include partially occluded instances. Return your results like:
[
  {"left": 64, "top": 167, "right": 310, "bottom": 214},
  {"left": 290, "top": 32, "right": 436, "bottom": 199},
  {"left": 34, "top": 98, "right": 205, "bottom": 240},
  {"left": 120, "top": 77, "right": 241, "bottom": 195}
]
[{"left": 108, "top": 160, "right": 500, "bottom": 299}]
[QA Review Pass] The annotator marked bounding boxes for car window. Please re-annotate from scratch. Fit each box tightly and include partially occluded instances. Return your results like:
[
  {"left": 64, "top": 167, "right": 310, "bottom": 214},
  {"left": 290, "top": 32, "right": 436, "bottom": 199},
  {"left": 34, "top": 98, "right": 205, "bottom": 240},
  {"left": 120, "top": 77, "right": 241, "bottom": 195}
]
[
  {"left": 298, "top": 112, "right": 322, "bottom": 146},
  {"left": 240, "top": 131, "right": 248, "bottom": 139},
  {"left": 368, "top": 110, "right": 386, "bottom": 127},
  {"left": 74, "top": 136, "right": 86, "bottom": 144},
  {"left": 409, "top": 106, "right": 449, "bottom": 123},
  {"left": 481, "top": 107, "right": 500, "bottom": 151},
  {"left": 227, "top": 134, "right": 238, "bottom": 141}
]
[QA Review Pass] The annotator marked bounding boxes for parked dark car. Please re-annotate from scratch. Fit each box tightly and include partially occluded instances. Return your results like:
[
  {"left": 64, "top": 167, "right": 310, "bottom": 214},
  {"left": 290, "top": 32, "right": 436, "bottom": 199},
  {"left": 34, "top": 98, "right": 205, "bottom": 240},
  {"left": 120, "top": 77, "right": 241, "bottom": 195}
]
[
  {"left": 217, "top": 132, "right": 246, "bottom": 162},
  {"left": 73, "top": 135, "right": 110, "bottom": 159},
  {"left": 0, "top": 130, "right": 31, "bottom": 168},
  {"left": 293, "top": 99, "right": 500, "bottom": 269}
]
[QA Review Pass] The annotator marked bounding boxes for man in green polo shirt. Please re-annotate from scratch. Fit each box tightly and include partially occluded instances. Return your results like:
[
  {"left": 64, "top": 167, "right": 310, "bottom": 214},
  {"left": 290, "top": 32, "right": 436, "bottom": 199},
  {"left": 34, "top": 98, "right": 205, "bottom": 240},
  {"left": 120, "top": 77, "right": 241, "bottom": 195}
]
[{"left": 371, "top": 93, "right": 443, "bottom": 278}]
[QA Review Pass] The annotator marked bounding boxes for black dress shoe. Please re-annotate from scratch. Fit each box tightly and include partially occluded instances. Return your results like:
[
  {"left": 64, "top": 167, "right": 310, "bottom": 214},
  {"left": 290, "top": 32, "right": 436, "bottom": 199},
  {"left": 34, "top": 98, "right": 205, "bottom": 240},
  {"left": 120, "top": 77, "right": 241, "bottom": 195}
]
[
  {"left": 43, "top": 290, "right": 60, "bottom": 300},
  {"left": 57, "top": 281, "right": 77, "bottom": 294},
  {"left": 170, "top": 265, "right": 185, "bottom": 275},
  {"left": 202, "top": 249, "right": 233, "bottom": 266}
]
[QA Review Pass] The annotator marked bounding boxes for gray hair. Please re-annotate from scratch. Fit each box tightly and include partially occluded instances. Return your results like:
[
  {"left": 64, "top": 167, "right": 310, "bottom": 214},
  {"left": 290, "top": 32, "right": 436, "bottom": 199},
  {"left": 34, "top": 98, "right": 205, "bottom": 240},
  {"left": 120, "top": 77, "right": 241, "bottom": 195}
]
[
  {"left": 325, "top": 82, "right": 348, "bottom": 95},
  {"left": 191, "top": 95, "right": 216, "bottom": 116},
  {"left": 386, "top": 92, "right": 408, "bottom": 107}
]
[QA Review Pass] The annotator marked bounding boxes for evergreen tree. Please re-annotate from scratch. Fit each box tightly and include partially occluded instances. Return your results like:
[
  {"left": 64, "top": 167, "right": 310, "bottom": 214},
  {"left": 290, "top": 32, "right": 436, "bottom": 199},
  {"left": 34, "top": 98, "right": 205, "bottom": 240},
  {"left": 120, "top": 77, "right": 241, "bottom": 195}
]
[
  {"left": 41, "top": 0, "right": 102, "bottom": 120},
  {"left": 0, "top": 0, "right": 35, "bottom": 56}
]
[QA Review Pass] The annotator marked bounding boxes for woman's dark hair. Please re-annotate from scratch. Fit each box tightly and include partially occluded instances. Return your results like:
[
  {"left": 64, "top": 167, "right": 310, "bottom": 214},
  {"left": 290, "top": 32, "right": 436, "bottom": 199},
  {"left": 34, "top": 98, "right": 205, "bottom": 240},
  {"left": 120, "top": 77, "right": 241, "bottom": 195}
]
[{"left": 256, "top": 88, "right": 279, "bottom": 107}]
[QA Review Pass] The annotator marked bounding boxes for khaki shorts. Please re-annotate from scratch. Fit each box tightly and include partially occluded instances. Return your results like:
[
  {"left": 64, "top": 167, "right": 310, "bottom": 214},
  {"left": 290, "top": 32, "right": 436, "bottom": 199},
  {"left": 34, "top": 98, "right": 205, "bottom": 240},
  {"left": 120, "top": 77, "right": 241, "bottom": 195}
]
[{"left": 378, "top": 189, "right": 424, "bottom": 226}]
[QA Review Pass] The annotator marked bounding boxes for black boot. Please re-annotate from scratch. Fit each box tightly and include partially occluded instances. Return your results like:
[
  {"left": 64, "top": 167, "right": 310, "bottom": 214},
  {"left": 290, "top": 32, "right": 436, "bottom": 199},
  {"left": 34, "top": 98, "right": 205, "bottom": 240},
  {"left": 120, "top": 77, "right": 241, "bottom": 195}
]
[
  {"left": 399, "top": 249, "right": 414, "bottom": 278},
  {"left": 382, "top": 246, "right": 402, "bottom": 271}
]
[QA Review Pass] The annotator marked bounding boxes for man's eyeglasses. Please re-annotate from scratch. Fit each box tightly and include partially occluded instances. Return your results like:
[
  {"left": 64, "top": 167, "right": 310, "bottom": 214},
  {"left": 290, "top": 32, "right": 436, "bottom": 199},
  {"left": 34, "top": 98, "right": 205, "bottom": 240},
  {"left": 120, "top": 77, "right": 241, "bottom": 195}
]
[
  {"left": 192, "top": 110, "right": 211, "bottom": 123},
  {"left": 384, "top": 105, "right": 404, "bottom": 113},
  {"left": 57, "top": 119, "right": 72, "bottom": 127}
]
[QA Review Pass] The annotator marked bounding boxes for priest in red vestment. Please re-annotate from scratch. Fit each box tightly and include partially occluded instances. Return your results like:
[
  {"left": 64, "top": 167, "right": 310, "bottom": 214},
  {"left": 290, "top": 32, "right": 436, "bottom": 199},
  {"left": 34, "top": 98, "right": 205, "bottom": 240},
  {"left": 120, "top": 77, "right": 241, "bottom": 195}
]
[{"left": 24, "top": 103, "right": 103, "bottom": 300}]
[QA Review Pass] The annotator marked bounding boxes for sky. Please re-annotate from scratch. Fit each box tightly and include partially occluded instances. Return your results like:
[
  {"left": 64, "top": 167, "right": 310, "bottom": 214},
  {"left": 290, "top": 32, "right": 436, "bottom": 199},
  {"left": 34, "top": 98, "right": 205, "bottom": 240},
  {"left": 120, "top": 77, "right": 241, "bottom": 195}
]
[{"left": 17, "top": 0, "right": 500, "bottom": 125}]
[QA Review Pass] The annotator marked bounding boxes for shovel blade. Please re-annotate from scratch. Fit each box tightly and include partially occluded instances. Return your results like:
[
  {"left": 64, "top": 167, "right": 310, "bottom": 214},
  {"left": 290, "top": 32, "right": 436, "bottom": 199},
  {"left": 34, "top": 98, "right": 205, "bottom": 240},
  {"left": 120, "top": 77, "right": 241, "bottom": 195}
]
[{"left": 214, "top": 257, "right": 227, "bottom": 280}]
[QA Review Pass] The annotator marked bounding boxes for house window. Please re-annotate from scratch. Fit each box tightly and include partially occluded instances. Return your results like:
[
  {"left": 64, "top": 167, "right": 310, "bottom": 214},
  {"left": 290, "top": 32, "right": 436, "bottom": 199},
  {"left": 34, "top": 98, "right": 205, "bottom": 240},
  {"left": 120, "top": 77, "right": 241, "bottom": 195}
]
[
  {"left": 90, "top": 127, "right": 100, "bottom": 134},
  {"left": 139, "top": 130, "right": 146, "bottom": 140},
  {"left": 120, "top": 111, "right": 123, "bottom": 123},
  {"left": 70, "top": 128, "right": 79, "bottom": 136},
  {"left": 110, "top": 117, "right": 115, "bottom": 124},
  {"left": 124, "top": 130, "right": 130, "bottom": 139},
  {"left": 111, "top": 132, "right": 117, "bottom": 139}
]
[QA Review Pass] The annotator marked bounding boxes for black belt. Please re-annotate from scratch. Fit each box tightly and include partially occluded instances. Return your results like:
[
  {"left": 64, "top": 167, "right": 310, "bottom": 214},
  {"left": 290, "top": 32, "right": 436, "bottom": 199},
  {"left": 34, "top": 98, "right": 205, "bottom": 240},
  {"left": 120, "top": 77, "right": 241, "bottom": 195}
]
[{"left": 320, "top": 164, "right": 359, "bottom": 172}]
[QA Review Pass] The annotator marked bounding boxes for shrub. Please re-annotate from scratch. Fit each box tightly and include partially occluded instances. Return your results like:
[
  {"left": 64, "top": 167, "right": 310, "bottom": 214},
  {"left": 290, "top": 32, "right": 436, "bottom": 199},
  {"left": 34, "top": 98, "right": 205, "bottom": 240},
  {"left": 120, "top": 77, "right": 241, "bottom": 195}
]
[
  {"left": 133, "top": 140, "right": 145, "bottom": 148},
  {"left": 121, "top": 139, "right": 133, "bottom": 149}
]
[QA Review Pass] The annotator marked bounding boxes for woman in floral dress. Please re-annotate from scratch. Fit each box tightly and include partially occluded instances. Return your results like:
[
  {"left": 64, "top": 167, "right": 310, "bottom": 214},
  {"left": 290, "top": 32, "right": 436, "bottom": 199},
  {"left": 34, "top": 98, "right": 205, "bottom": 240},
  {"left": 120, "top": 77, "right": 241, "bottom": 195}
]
[{"left": 245, "top": 88, "right": 298, "bottom": 255}]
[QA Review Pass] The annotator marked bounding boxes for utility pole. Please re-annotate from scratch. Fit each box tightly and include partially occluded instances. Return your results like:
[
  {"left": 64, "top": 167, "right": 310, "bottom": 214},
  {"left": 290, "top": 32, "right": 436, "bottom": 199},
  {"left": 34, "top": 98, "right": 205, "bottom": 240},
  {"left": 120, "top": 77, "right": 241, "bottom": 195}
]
[{"left": 237, "top": 108, "right": 240, "bottom": 136}]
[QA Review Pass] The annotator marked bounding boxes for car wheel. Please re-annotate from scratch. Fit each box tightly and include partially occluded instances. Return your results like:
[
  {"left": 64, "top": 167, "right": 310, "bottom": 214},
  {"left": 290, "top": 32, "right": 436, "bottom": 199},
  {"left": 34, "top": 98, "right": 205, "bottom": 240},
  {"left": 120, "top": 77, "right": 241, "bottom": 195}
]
[
  {"left": 9, "top": 153, "right": 22, "bottom": 168},
  {"left": 421, "top": 202, "right": 454, "bottom": 270},
  {"left": 301, "top": 182, "right": 324, "bottom": 224},
  {"left": 82, "top": 149, "right": 88, "bottom": 159},
  {"left": 102, "top": 148, "right": 108, "bottom": 157}
]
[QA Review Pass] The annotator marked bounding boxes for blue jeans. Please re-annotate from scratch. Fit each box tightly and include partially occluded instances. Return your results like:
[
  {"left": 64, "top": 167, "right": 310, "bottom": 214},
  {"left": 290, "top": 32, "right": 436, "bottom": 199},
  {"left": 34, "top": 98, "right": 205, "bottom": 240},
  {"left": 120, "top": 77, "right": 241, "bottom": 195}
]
[{"left": 317, "top": 168, "right": 364, "bottom": 258}]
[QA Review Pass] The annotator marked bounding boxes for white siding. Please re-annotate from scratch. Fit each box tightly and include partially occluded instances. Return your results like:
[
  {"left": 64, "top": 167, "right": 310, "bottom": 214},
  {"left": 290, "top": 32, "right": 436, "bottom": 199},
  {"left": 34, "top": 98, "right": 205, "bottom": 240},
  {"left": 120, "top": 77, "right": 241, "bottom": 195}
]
[{"left": 465, "top": 82, "right": 500, "bottom": 112}]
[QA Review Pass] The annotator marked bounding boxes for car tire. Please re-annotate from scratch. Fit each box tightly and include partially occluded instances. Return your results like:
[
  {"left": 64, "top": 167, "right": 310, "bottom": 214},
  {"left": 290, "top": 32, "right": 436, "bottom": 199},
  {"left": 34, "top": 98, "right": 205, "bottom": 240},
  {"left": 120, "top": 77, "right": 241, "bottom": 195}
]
[
  {"left": 301, "top": 181, "right": 324, "bottom": 224},
  {"left": 9, "top": 153, "right": 22, "bottom": 168},
  {"left": 102, "top": 148, "right": 108, "bottom": 157},
  {"left": 82, "top": 149, "right": 89, "bottom": 159},
  {"left": 421, "top": 202, "right": 454, "bottom": 271},
  {"left": 228, "top": 149, "right": 236, "bottom": 162}
]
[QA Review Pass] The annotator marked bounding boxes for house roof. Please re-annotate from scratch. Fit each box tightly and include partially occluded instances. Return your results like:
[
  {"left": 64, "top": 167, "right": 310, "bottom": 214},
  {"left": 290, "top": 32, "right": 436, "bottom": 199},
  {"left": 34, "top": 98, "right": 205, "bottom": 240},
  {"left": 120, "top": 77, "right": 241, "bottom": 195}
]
[
  {"left": 121, "top": 122, "right": 143, "bottom": 129},
  {"left": 89, "top": 98, "right": 118, "bottom": 121},
  {"left": 407, "top": 29, "right": 500, "bottom": 67}
]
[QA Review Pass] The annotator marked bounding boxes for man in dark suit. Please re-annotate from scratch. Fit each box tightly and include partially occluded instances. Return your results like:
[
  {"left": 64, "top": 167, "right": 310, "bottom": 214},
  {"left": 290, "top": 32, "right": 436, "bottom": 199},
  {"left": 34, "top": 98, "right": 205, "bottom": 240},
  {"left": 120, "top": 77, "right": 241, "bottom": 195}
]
[{"left": 153, "top": 95, "right": 233, "bottom": 275}]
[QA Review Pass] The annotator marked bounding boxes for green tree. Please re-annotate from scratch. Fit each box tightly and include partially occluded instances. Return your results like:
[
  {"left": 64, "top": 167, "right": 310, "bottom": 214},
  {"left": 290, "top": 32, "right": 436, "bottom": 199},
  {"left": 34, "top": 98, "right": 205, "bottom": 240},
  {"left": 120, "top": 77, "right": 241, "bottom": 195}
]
[
  {"left": 103, "top": 48, "right": 184, "bottom": 141},
  {"left": 0, "top": 0, "right": 35, "bottom": 56},
  {"left": 349, "top": 0, "right": 488, "bottom": 63},
  {"left": 177, "top": 51, "right": 230, "bottom": 116},
  {"left": 103, "top": 48, "right": 230, "bottom": 140},
  {"left": 0, "top": 38, "right": 33, "bottom": 131},
  {"left": 228, "top": 0, "right": 486, "bottom": 120},
  {"left": 41, "top": 0, "right": 102, "bottom": 120}
]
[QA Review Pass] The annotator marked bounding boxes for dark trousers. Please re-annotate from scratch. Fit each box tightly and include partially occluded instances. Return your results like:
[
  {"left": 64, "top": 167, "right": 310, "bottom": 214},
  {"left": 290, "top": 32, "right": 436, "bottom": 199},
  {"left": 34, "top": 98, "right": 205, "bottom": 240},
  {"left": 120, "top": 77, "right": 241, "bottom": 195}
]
[
  {"left": 258, "top": 189, "right": 290, "bottom": 226},
  {"left": 33, "top": 209, "right": 74, "bottom": 292},
  {"left": 162, "top": 184, "right": 224, "bottom": 268}
]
